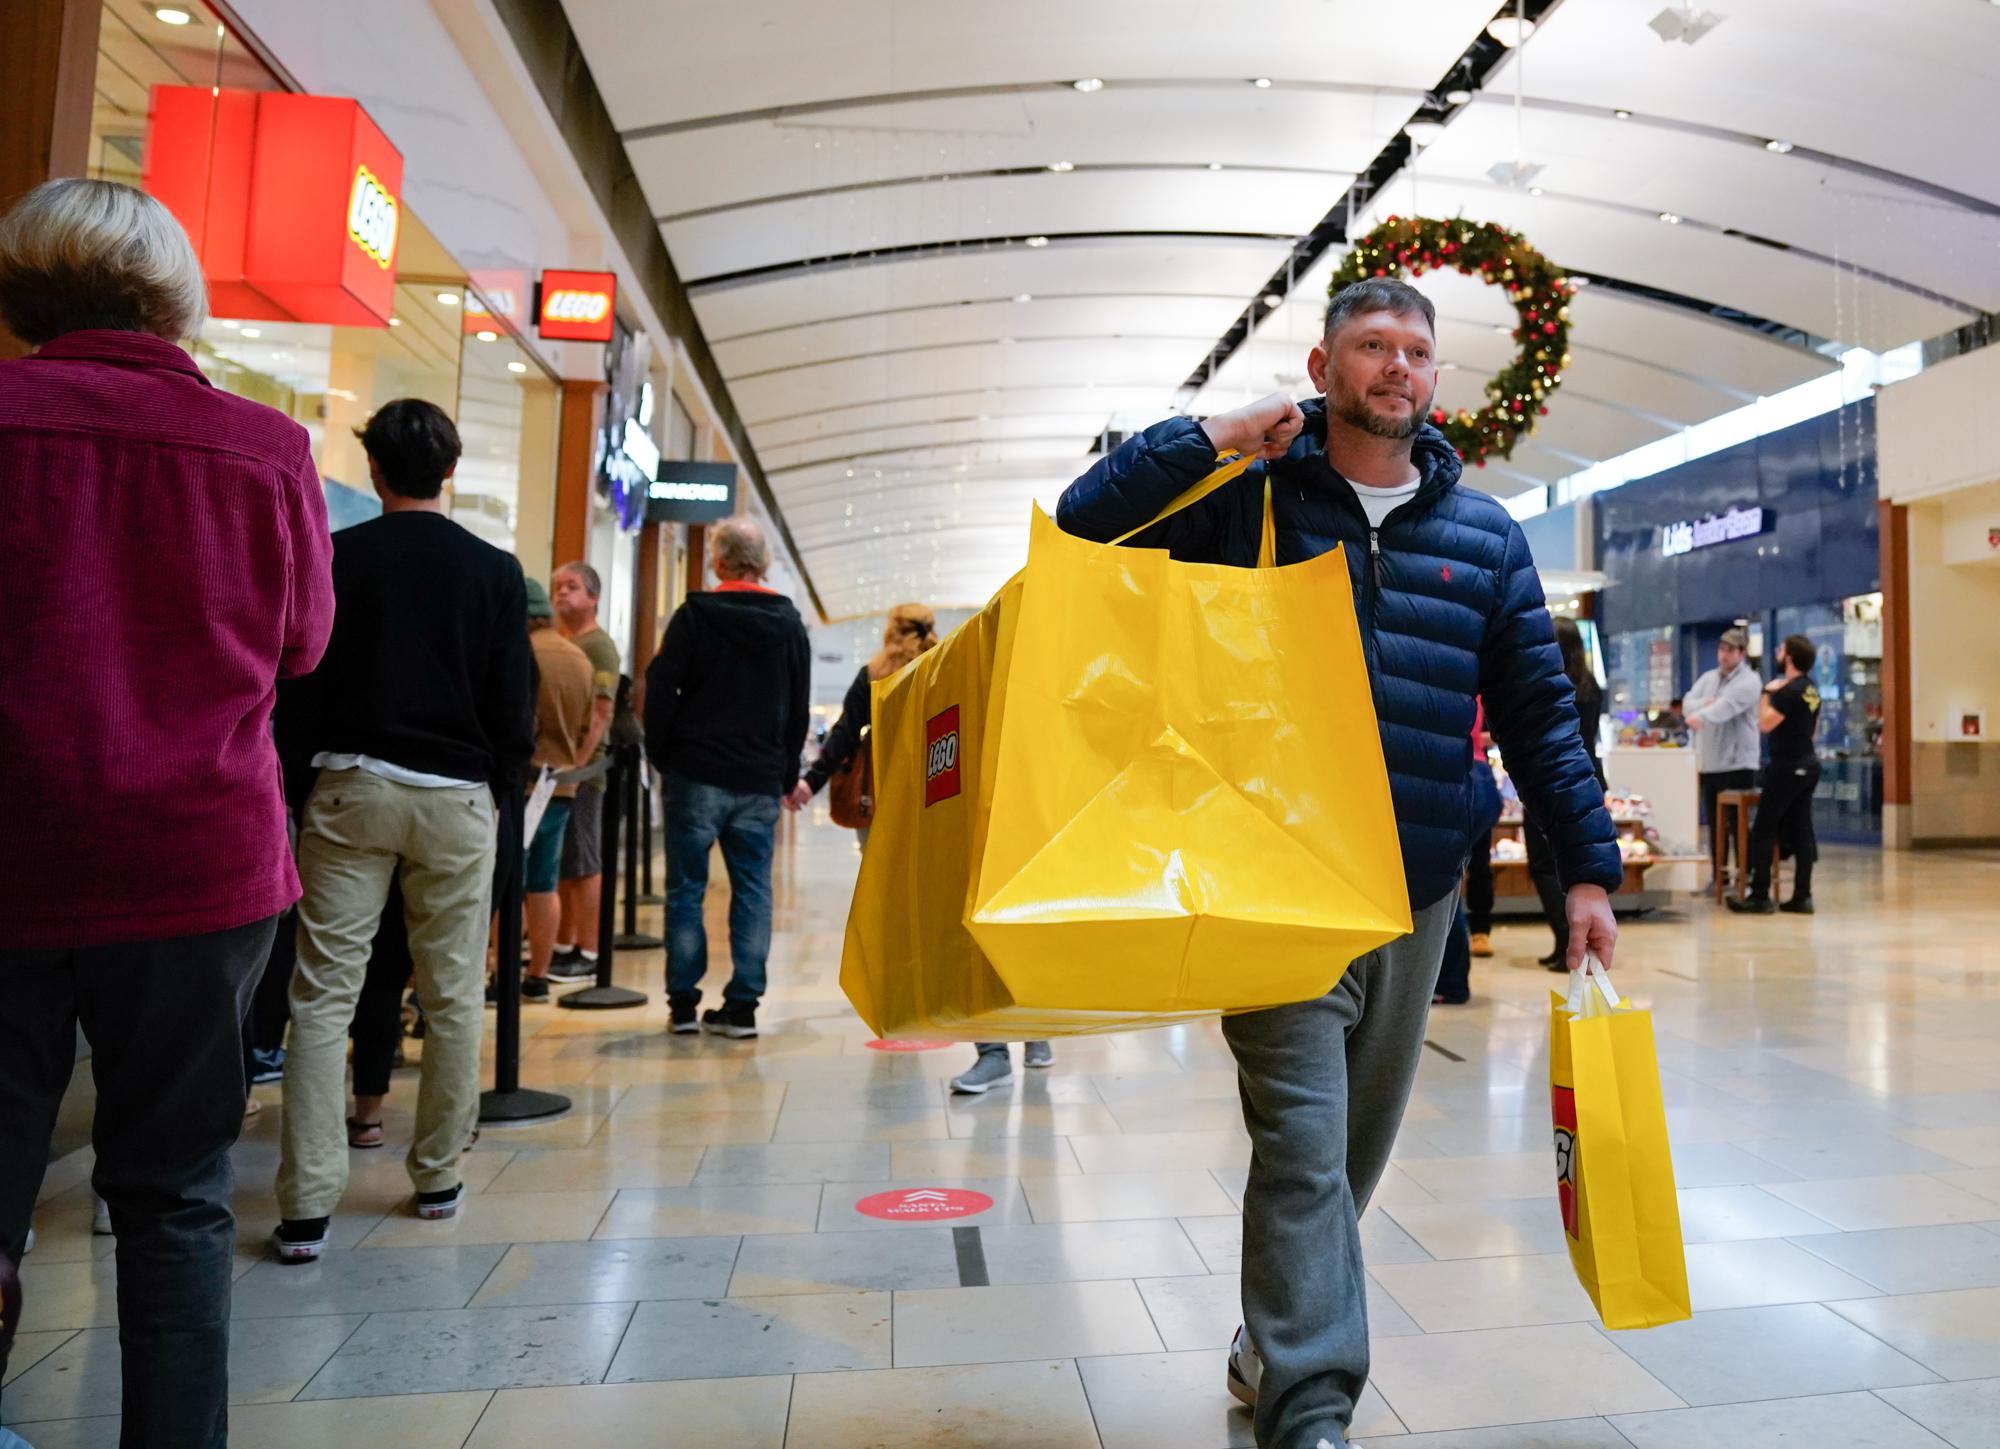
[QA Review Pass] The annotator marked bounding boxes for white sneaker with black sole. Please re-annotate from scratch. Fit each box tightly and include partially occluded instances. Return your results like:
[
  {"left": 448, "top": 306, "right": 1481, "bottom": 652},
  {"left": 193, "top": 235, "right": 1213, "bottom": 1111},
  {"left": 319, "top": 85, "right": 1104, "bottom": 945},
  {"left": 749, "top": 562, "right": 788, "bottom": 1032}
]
[
  {"left": 1227, "top": 1323, "right": 1261, "bottom": 1407},
  {"left": 272, "top": 1219, "right": 328, "bottom": 1263}
]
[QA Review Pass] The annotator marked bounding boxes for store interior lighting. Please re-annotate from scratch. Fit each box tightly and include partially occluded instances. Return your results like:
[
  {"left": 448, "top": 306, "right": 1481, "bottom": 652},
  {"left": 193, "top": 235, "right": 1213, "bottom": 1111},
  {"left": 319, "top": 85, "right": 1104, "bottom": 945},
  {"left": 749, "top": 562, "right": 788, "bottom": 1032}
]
[
  {"left": 151, "top": 5, "right": 192, "bottom": 24},
  {"left": 1250, "top": 77, "right": 1273, "bottom": 88},
  {"left": 506, "top": 362, "right": 527, "bottom": 375},
  {"left": 1765, "top": 139, "right": 1795, "bottom": 154},
  {"left": 1485, "top": 17, "right": 1534, "bottom": 45},
  {"left": 436, "top": 292, "right": 459, "bottom": 306},
  {"left": 1070, "top": 77, "right": 1103, "bottom": 92},
  {"left": 1047, "top": 161, "right": 1074, "bottom": 172},
  {"left": 1405, "top": 120, "right": 1447, "bottom": 147},
  {"left": 1649, "top": 5, "right": 1727, "bottom": 44}
]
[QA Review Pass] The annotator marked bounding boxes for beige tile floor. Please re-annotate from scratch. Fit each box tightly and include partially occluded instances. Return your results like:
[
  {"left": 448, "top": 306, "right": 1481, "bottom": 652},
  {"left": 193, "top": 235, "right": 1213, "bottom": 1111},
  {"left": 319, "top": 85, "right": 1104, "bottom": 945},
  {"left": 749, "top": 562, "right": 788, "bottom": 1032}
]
[{"left": 9, "top": 826, "right": 2000, "bottom": 1447}]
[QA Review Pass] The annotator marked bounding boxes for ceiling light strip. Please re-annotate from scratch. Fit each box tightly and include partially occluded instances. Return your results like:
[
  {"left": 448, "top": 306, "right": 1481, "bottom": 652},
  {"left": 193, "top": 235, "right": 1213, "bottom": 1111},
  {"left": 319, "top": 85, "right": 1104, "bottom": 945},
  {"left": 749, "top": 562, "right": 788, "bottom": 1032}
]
[
  {"left": 656, "top": 162, "right": 1353, "bottom": 226},
  {"left": 1177, "top": 0, "right": 1569, "bottom": 397}
]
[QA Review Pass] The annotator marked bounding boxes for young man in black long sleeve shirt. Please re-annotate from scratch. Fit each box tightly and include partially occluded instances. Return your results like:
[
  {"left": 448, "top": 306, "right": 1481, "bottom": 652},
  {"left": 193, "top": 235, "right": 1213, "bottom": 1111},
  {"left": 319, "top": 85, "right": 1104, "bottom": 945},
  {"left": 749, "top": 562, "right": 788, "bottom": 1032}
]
[{"left": 271, "top": 399, "right": 534, "bottom": 1261}]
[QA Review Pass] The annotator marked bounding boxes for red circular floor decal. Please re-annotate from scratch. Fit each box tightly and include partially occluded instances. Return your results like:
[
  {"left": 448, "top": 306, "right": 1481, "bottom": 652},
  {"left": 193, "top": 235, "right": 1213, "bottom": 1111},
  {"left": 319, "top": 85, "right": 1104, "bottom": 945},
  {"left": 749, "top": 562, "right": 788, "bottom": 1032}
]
[
  {"left": 854, "top": 1188, "right": 994, "bottom": 1221},
  {"left": 864, "top": 1039, "right": 952, "bottom": 1052}
]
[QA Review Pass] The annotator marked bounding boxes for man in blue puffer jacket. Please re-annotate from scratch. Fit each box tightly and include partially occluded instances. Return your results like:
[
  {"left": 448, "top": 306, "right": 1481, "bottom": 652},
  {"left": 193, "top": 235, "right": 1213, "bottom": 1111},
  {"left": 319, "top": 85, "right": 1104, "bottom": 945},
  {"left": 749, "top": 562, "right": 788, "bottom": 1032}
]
[{"left": 1058, "top": 277, "right": 1622, "bottom": 1449}]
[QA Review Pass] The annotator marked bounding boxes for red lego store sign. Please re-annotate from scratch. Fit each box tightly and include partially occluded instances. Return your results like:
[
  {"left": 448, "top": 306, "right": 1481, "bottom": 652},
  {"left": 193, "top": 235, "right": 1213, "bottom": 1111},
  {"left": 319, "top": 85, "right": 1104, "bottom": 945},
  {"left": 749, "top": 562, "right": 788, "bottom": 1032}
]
[
  {"left": 463, "top": 269, "right": 527, "bottom": 336},
  {"left": 144, "top": 87, "right": 403, "bottom": 327},
  {"left": 536, "top": 269, "right": 617, "bottom": 343}
]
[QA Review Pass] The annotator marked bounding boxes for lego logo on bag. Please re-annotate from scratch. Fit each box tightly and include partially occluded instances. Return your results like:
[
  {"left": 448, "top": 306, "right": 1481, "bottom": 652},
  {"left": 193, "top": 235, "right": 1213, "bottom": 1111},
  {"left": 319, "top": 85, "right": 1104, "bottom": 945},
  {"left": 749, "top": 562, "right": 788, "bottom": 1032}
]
[
  {"left": 924, "top": 706, "right": 962, "bottom": 806},
  {"left": 1552, "top": 1084, "right": 1579, "bottom": 1241},
  {"left": 545, "top": 289, "right": 611, "bottom": 323},
  {"left": 345, "top": 165, "right": 398, "bottom": 269}
]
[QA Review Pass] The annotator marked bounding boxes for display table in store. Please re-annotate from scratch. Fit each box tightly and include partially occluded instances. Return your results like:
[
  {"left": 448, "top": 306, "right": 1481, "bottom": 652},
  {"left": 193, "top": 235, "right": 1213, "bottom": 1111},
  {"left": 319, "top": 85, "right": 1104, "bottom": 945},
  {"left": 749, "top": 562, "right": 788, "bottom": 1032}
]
[{"left": 1488, "top": 744, "right": 1703, "bottom": 915}]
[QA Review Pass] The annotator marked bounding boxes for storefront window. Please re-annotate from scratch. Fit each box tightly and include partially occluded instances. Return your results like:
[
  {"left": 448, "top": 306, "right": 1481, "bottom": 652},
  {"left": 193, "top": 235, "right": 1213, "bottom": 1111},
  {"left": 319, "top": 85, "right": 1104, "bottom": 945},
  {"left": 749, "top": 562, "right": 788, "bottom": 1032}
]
[
  {"left": 1605, "top": 626, "right": 1677, "bottom": 745},
  {"left": 88, "top": 0, "right": 275, "bottom": 185},
  {"left": 451, "top": 319, "right": 558, "bottom": 564},
  {"left": 1776, "top": 594, "right": 1883, "bottom": 841}
]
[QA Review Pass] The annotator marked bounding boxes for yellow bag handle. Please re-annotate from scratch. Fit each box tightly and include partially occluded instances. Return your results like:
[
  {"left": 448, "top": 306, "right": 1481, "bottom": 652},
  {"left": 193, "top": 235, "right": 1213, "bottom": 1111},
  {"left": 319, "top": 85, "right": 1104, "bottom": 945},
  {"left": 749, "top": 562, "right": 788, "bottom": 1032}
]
[{"left": 1109, "top": 450, "right": 1279, "bottom": 568}]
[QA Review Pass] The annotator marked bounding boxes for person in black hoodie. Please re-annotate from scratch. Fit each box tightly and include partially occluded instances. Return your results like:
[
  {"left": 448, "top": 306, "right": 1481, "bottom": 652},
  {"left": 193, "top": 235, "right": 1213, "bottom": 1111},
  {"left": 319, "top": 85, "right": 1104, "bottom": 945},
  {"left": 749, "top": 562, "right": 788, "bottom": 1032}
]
[{"left": 645, "top": 517, "right": 810, "bottom": 1038}]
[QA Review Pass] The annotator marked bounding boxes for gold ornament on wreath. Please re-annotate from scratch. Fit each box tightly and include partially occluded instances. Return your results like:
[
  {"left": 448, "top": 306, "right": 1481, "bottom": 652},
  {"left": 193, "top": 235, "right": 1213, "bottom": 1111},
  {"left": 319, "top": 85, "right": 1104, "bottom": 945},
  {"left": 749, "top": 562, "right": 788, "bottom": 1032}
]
[{"left": 1329, "top": 215, "right": 1574, "bottom": 468}]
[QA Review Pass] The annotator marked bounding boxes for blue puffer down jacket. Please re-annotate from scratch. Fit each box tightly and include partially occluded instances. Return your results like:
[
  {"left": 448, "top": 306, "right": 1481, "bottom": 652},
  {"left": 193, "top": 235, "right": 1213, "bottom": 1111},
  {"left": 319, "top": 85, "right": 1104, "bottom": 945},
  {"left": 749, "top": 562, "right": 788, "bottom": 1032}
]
[{"left": 1057, "top": 400, "right": 1621, "bottom": 910}]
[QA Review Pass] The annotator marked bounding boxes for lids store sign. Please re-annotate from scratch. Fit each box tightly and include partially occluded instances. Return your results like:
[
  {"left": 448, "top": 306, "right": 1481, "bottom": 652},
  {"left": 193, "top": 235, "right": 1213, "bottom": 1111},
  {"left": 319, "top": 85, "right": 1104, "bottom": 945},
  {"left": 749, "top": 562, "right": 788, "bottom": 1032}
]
[
  {"left": 145, "top": 87, "right": 404, "bottom": 326},
  {"left": 1661, "top": 505, "right": 1767, "bottom": 558}
]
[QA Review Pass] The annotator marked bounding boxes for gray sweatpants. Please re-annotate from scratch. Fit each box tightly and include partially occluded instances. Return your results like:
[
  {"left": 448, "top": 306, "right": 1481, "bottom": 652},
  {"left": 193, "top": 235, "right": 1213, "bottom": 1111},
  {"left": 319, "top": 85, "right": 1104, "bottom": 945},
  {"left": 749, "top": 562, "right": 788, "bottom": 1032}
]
[{"left": 1221, "top": 893, "right": 1458, "bottom": 1449}]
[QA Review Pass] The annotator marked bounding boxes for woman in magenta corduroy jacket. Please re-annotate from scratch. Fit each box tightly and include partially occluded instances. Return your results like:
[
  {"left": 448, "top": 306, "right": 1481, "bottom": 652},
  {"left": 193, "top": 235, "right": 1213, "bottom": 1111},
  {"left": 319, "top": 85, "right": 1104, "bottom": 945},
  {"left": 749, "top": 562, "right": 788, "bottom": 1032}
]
[{"left": 0, "top": 178, "right": 333, "bottom": 1447}]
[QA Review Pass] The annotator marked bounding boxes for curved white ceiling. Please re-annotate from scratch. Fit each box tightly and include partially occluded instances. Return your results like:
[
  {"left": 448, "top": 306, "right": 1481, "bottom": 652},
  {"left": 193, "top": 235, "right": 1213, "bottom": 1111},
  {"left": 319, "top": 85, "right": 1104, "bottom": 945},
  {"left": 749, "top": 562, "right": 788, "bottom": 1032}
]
[{"left": 558, "top": 0, "right": 1999, "bottom": 618}]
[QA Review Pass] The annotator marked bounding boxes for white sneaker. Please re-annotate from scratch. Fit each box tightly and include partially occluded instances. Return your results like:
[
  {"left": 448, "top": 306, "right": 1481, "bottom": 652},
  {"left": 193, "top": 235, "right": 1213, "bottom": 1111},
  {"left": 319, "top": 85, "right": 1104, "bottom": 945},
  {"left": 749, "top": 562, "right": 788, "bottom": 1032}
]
[{"left": 1227, "top": 1323, "right": 1261, "bottom": 1408}]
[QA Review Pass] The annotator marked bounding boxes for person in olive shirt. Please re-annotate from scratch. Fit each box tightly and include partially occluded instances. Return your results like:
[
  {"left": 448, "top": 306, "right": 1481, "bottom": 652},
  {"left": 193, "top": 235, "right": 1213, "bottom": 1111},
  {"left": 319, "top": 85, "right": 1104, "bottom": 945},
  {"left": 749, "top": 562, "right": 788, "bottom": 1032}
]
[
  {"left": 551, "top": 561, "right": 620, "bottom": 980},
  {"left": 524, "top": 579, "right": 595, "bottom": 999},
  {"left": 1729, "top": 633, "right": 1823, "bottom": 916}
]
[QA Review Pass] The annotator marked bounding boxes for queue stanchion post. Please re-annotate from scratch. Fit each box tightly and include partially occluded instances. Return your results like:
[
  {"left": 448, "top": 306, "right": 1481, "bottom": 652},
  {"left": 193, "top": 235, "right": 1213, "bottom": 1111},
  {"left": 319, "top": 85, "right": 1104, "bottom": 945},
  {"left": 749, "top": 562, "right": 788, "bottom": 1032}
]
[
  {"left": 481, "top": 785, "right": 571, "bottom": 1122},
  {"left": 615, "top": 740, "right": 663, "bottom": 950},
  {"left": 560, "top": 747, "right": 648, "bottom": 1009},
  {"left": 638, "top": 762, "right": 662, "bottom": 904}
]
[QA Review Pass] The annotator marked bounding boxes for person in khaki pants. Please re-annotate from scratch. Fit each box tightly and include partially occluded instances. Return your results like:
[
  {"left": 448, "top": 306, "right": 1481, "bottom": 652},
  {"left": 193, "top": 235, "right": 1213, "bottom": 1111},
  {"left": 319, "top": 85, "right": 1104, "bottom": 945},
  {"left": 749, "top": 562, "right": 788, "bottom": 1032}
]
[{"left": 271, "top": 400, "right": 534, "bottom": 1261}]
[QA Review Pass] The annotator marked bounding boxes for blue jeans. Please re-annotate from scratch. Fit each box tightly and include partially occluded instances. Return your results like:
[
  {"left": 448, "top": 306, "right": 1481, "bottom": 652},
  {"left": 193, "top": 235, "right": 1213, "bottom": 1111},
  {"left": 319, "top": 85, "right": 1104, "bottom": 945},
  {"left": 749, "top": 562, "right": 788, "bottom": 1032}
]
[{"left": 663, "top": 773, "right": 780, "bottom": 1008}]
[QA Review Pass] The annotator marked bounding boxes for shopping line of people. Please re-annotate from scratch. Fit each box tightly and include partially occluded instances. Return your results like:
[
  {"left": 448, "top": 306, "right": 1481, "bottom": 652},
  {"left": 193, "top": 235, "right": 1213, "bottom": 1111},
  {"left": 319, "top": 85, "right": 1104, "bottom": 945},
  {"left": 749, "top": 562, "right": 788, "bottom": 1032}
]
[{"left": 2, "top": 179, "right": 1636, "bottom": 1449}]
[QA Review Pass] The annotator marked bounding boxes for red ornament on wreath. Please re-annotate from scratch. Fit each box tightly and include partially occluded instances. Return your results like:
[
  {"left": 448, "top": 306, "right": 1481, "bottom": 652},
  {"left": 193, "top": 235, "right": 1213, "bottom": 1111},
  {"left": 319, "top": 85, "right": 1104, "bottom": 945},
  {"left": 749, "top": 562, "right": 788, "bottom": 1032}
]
[{"left": 1328, "top": 215, "right": 1574, "bottom": 468}]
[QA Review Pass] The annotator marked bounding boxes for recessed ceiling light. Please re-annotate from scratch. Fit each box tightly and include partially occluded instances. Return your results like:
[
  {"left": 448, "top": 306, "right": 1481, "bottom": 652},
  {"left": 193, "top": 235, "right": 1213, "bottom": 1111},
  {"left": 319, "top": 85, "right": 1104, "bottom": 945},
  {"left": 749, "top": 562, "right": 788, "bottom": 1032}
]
[
  {"left": 388, "top": 317, "right": 402, "bottom": 327},
  {"left": 1529, "top": 185, "right": 1545, "bottom": 196},
  {"left": 1614, "top": 108, "right": 1633, "bottom": 119},
  {"left": 1658, "top": 211, "right": 1682, "bottom": 224},
  {"left": 220, "top": 319, "right": 239, "bottom": 330},
  {"left": 1261, "top": 293, "right": 1283, "bottom": 308},
  {"left": 152, "top": 5, "right": 193, "bottom": 24},
  {"left": 1486, "top": 17, "right": 1535, "bottom": 45},
  {"left": 1206, "top": 161, "right": 1224, "bottom": 171},
  {"left": 1405, "top": 120, "right": 1446, "bottom": 146},
  {"left": 476, "top": 330, "right": 497, "bottom": 342},
  {"left": 1570, "top": 275, "right": 1592, "bottom": 287},
  {"left": 506, "top": 361, "right": 527, "bottom": 374},
  {"left": 239, "top": 327, "right": 260, "bottom": 338},
  {"left": 1445, "top": 88, "right": 1475, "bottom": 105},
  {"left": 1250, "top": 76, "right": 1273, "bottom": 88},
  {"left": 1071, "top": 77, "right": 1104, "bottom": 92},
  {"left": 1014, "top": 293, "right": 1032, "bottom": 303},
  {"left": 1765, "top": 138, "right": 1794, "bottom": 154},
  {"left": 1047, "top": 160, "right": 1074, "bottom": 172},
  {"left": 1494, "top": 324, "right": 1513, "bottom": 335},
  {"left": 437, "top": 292, "right": 459, "bottom": 306},
  {"left": 1024, "top": 235, "right": 1049, "bottom": 248}
]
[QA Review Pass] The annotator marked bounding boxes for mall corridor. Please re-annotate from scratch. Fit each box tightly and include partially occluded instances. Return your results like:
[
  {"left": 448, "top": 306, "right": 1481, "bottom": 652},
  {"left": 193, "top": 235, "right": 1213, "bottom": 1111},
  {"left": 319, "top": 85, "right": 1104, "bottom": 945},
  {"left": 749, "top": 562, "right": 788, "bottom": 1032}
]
[{"left": 11, "top": 820, "right": 2000, "bottom": 1448}]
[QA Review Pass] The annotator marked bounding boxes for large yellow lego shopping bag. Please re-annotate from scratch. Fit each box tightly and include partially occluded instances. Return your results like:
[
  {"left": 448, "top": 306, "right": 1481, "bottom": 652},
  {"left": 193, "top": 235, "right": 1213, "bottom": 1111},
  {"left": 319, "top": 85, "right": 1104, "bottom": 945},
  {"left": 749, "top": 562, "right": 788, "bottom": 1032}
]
[
  {"left": 841, "top": 450, "right": 1410, "bottom": 1039},
  {"left": 1550, "top": 959, "right": 1692, "bottom": 1330}
]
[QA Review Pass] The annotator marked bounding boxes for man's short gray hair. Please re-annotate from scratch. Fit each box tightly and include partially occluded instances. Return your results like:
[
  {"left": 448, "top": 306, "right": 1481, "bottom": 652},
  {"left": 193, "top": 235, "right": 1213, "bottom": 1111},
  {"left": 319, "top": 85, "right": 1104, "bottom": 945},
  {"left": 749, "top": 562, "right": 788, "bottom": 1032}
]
[
  {"left": 555, "top": 561, "right": 602, "bottom": 599},
  {"left": 0, "top": 178, "right": 208, "bottom": 347},
  {"left": 1323, "top": 276, "right": 1436, "bottom": 342},
  {"left": 711, "top": 517, "right": 770, "bottom": 579}
]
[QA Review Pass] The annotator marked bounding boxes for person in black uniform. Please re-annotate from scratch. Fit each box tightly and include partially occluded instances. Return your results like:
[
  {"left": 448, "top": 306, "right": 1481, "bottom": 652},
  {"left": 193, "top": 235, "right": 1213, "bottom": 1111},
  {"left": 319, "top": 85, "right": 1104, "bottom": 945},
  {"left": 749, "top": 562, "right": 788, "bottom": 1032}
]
[{"left": 1728, "top": 633, "right": 1822, "bottom": 915}]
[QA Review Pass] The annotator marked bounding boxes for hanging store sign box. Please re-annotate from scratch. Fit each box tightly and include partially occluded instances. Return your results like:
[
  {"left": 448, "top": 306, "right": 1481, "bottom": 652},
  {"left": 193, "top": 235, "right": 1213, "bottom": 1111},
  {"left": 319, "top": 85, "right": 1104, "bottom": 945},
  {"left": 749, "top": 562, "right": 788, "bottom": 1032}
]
[
  {"left": 1660, "top": 505, "right": 1766, "bottom": 558},
  {"left": 144, "top": 87, "right": 403, "bottom": 327},
  {"left": 645, "top": 460, "right": 738, "bottom": 524},
  {"left": 535, "top": 269, "right": 618, "bottom": 343}
]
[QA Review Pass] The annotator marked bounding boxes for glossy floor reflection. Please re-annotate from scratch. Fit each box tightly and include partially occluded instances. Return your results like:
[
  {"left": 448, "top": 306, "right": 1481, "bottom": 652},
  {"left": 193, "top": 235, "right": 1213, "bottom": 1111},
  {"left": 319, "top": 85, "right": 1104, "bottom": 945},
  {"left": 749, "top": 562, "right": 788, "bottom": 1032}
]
[{"left": 10, "top": 823, "right": 2000, "bottom": 1447}]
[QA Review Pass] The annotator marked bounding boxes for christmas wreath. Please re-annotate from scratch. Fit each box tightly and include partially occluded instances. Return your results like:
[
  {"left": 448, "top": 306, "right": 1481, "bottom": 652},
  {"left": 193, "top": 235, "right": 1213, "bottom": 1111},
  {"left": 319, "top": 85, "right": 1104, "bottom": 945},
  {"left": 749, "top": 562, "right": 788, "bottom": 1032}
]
[{"left": 1327, "top": 215, "right": 1574, "bottom": 468}]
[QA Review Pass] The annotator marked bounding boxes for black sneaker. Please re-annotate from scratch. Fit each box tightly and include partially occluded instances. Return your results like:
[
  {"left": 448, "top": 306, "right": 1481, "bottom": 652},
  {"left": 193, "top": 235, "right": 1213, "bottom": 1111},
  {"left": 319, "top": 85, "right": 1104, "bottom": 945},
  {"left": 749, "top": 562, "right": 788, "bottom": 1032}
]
[
  {"left": 272, "top": 1218, "right": 329, "bottom": 1263},
  {"left": 520, "top": 975, "right": 551, "bottom": 1002},
  {"left": 669, "top": 999, "right": 701, "bottom": 1035},
  {"left": 546, "top": 954, "right": 597, "bottom": 983},
  {"left": 701, "top": 1002, "right": 758, "bottom": 1039},
  {"left": 414, "top": 1184, "right": 464, "bottom": 1220},
  {"left": 1727, "top": 894, "right": 1777, "bottom": 915},
  {"left": 1778, "top": 896, "right": 1815, "bottom": 915},
  {"left": 550, "top": 945, "right": 584, "bottom": 970}
]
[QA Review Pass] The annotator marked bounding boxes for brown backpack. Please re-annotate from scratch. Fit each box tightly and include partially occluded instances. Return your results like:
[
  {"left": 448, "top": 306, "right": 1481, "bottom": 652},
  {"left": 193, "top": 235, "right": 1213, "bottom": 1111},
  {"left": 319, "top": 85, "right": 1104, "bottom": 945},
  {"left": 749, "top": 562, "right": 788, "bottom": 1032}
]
[{"left": 828, "top": 730, "right": 873, "bottom": 829}]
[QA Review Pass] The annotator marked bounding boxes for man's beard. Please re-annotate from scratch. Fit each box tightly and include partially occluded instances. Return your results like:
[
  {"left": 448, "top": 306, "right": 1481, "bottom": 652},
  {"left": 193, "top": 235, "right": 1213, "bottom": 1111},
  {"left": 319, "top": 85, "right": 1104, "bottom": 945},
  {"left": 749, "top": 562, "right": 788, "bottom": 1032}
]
[{"left": 1332, "top": 379, "right": 1431, "bottom": 440}]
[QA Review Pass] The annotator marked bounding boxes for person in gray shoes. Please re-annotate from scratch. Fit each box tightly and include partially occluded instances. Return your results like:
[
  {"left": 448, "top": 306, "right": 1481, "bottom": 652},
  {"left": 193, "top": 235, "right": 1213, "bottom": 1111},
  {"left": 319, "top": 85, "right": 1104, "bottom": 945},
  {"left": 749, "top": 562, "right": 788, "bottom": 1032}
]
[
  {"left": 1056, "top": 277, "right": 1621, "bottom": 1449},
  {"left": 950, "top": 1040, "right": 1053, "bottom": 1094}
]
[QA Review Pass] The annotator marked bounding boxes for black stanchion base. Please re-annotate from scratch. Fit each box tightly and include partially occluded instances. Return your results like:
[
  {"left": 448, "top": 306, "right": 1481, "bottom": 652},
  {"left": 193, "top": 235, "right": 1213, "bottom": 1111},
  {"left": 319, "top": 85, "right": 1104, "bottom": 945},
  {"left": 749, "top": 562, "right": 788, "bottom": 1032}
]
[
  {"left": 638, "top": 892, "right": 664, "bottom": 906},
  {"left": 558, "top": 984, "right": 649, "bottom": 1010},
  {"left": 479, "top": 1087, "right": 571, "bottom": 1123},
  {"left": 614, "top": 931, "right": 664, "bottom": 950}
]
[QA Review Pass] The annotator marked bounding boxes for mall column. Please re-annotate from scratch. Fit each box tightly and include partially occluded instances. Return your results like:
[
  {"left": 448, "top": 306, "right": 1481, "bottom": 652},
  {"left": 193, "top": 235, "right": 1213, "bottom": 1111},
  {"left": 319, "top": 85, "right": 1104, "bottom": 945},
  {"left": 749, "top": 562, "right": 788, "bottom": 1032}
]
[{"left": 0, "top": 0, "right": 100, "bottom": 354}]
